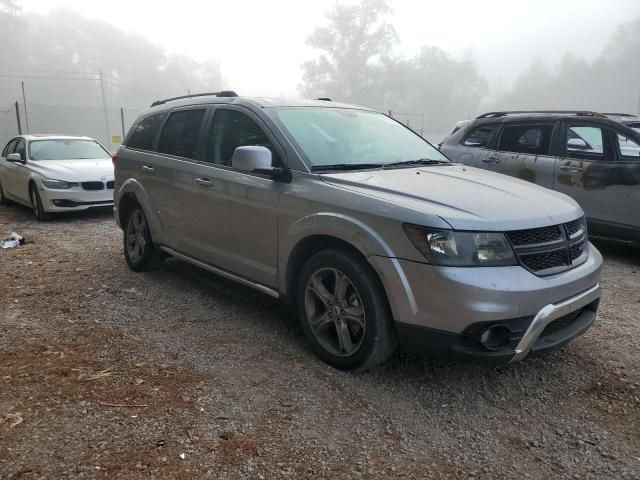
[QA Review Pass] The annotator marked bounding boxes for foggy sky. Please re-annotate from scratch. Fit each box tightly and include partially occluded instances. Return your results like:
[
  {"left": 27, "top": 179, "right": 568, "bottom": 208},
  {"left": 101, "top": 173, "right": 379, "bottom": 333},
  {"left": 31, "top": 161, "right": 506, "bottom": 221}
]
[{"left": 21, "top": 0, "right": 640, "bottom": 98}]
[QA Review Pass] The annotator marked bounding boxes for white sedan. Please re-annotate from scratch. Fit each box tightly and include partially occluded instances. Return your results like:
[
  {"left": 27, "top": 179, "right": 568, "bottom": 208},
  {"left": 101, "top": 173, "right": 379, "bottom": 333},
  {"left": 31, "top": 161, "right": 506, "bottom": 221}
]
[{"left": 0, "top": 134, "right": 114, "bottom": 220}]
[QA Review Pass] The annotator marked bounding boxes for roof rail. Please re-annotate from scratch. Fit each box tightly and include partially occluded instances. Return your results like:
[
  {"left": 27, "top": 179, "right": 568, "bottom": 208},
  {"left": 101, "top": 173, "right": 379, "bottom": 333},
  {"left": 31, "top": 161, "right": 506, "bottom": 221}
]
[
  {"left": 476, "top": 110, "right": 606, "bottom": 119},
  {"left": 150, "top": 90, "right": 238, "bottom": 107},
  {"left": 603, "top": 112, "right": 637, "bottom": 117}
]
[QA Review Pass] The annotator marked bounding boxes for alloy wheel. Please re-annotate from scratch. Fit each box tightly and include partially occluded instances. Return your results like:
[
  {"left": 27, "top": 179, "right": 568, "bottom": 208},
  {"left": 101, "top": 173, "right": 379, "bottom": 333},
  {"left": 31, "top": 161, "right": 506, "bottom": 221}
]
[
  {"left": 126, "top": 210, "right": 148, "bottom": 263},
  {"left": 304, "top": 267, "right": 366, "bottom": 357}
]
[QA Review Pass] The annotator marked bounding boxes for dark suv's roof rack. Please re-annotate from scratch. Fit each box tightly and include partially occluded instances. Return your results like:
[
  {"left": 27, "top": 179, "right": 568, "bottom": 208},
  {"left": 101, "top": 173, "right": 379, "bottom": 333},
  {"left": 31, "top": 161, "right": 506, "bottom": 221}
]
[
  {"left": 150, "top": 90, "right": 238, "bottom": 107},
  {"left": 476, "top": 110, "right": 606, "bottom": 119}
]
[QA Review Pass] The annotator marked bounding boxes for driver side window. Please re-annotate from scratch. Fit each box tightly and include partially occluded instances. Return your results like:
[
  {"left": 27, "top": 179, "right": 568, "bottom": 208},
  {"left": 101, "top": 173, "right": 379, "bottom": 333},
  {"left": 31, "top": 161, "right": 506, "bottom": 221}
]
[
  {"left": 14, "top": 139, "right": 26, "bottom": 160},
  {"left": 206, "top": 109, "right": 274, "bottom": 166},
  {"left": 2, "top": 139, "right": 17, "bottom": 157}
]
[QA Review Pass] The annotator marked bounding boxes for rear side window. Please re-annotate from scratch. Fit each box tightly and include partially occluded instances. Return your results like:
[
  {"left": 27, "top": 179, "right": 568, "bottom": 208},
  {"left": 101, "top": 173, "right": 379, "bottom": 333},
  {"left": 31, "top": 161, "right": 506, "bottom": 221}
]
[
  {"left": 462, "top": 125, "right": 498, "bottom": 147},
  {"left": 127, "top": 113, "right": 166, "bottom": 151},
  {"left": 498, "top": 124, "right": 553, "bottom": 155},
  {"left": 157, "top": 109, "right": 206, "bottom": 159},
  {"left": 616, "top": 133, "right": 640, "bottom": 159}
]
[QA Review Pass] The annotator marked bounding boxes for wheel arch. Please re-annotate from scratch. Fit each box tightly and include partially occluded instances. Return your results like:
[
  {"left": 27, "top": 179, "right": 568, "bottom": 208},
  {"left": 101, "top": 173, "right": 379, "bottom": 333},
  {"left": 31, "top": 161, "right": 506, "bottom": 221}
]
[{"left": 115, "top": 178, "right": 162, "bottom": 241}]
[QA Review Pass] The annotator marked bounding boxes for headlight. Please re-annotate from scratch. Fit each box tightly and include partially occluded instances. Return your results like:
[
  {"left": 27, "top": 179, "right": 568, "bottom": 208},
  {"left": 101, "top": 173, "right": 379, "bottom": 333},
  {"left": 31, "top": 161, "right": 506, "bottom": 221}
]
[
  {"left": 41, "top": 179, "right": 79, "bottom": 189},
  {"left": 403, "top": 224, "right": 517, "bottom": 267}
]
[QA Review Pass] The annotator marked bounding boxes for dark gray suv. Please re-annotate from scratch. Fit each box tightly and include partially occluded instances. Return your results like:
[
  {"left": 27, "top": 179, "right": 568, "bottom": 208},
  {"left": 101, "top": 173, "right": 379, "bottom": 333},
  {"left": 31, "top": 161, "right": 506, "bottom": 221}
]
[
  {"left": 114, "top": 94, "right": 602, "bottom": 370},
  {"left": 440, "top": 110, "right": 640, "bottom": 242}
]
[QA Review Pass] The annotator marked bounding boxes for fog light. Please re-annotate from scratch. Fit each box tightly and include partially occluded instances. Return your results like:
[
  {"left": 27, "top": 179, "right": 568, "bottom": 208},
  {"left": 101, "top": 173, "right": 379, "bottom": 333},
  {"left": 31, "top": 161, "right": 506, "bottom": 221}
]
[{"left": 479, "top": 325, "right": 511, "bottom": 351}]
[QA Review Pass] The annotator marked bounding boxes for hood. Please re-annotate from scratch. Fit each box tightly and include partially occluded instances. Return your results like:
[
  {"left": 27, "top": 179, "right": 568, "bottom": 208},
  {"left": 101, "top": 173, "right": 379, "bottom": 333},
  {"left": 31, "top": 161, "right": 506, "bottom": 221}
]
[
  {"left": 320, "top": 164, "right": 582, "bottom": 231},
  {"left": 28, "top": 159, "right": 114, "bottom": 182}
]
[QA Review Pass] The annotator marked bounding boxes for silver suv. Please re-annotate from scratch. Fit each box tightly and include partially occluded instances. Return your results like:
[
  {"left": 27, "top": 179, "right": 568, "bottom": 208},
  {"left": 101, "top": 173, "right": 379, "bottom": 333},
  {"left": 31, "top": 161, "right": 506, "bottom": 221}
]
[{"left": 114, "top": 93, "right": 602, "bottom": 370}]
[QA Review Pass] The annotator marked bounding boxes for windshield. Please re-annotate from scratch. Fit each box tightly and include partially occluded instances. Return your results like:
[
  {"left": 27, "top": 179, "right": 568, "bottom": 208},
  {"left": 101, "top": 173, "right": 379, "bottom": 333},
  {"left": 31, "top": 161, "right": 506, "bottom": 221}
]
[
  {"left": 274, "top": 107, "right": 448, "bottom": 168},
  {"left": 29, "top": 139, "right": 111, "bottom": 161}
]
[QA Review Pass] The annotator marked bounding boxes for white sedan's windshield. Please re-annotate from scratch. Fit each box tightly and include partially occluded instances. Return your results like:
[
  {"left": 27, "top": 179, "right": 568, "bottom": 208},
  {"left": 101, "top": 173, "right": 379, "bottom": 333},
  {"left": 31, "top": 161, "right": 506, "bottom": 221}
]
[
  {"left": 29, "top": 139, "right": 111, "bottom": 161},
  {"left": 275, "top": 108, "right": 448, "bottom": 168}
]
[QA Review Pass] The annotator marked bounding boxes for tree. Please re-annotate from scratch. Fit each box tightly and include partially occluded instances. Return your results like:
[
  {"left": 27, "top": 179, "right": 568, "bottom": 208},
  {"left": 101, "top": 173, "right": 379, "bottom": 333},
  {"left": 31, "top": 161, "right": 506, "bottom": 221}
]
[{"left": 300, "top": 0, "right": 397, "bottom": 106}]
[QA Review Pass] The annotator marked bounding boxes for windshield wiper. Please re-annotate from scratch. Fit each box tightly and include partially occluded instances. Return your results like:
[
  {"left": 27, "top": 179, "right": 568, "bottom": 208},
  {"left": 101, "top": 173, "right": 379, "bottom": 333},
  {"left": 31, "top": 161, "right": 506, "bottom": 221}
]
[
  {"left": 383, "top": 158, "right": 450, "bottom": 168},
  {"left": 311, "top": 163, "right": 383, "bottom": 172}
]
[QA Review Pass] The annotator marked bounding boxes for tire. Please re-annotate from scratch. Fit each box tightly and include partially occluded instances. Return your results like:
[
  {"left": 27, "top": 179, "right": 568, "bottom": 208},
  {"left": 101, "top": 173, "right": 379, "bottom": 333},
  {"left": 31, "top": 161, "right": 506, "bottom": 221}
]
[
  {"left": 123, "top": 205, "right": 163, "bottom": 272},
  {"left": 0, "top": 180, "right": 9, "bottom": 205},
  {"left": 29, "top": 184, "right": 51, "bottom": 221},
  {"left": 296, "top": 248, "right": 397, "bottom": 371}
]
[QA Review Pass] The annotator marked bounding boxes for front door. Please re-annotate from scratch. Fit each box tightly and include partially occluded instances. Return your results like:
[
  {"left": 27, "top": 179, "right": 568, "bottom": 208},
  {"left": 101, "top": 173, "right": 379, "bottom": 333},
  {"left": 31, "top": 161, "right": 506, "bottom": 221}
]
[
  {"left": 5, "top": 139, "right": 30, "bottom": 202},
  {"left": 554, "top": 122, "right": 616, "bottom": 225},
  {"left": 180, "top": 106, "right": 281, "bottom": 288}
]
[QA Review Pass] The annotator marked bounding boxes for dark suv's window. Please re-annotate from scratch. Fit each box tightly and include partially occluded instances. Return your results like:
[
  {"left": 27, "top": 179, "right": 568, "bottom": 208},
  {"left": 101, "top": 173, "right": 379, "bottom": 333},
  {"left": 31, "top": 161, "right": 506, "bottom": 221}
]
[
  {"left": 462, "top": 125, "right": 498, "bottom": 147},
  {"left": 127, "top": 113, "right": 166, "bottom": 151},
  {"left": 498, "top": 124, "right": 553, "bottom": 155},
  {"left": 206, "top": 109, "right": 273, "bottom": 166},
  {"left": 158, "top": 109, "right": 206, "bottom": 159}
]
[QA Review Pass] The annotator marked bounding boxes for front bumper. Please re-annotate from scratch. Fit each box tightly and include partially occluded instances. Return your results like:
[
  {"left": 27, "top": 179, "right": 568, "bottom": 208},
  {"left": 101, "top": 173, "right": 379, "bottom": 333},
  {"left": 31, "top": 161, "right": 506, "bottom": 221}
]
[
  {"left": 39, "top": 183, "right": 114, "bottom": 212},
  {"left": 369, "top": 242, "right": 603, "bottom": 362}
]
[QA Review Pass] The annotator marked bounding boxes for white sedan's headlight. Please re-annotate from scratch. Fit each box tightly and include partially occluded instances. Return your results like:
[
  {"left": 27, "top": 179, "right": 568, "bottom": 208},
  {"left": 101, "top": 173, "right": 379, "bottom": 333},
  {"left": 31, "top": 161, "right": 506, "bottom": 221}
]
[
  {"left": 404, "top": 225, "right": 517, "bottom": 267},
  {"left": 41, "top": 179, "right": 79, "bottom": 190}
]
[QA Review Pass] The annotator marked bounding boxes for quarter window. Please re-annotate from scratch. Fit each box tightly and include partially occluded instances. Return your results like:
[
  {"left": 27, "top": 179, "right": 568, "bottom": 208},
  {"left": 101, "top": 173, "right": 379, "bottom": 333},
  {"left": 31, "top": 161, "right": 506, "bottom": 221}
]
[
  {"left": 498, "top": 124, "right": 553, "bottom": 155},
  {"left": 157, "top": 109, "right": 206, "bottom": 159},
  {"left": 126, "top": 113, "right": 166, "bottom": 151},
  {"left": 206, "top": 109, "right": 273, "bottom": 166},
  {"left": 462, "top": 125, "right": 498, "bottom": 148}
]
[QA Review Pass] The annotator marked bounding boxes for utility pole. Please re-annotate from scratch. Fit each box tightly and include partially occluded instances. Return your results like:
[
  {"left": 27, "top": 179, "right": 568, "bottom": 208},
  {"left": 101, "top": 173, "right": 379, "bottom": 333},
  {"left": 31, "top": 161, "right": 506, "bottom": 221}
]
[
  {"left": 98, "top": 70, "right": 111, "bottom": 146},
  {"left": 15, "top": 101, "right": 22, "bottom": 134},
  {"left": 120, "top": 107, "right": 126, "bottom": 138},
  {"left": 21, "top": 81, "right": 29, "bottom": 133}
]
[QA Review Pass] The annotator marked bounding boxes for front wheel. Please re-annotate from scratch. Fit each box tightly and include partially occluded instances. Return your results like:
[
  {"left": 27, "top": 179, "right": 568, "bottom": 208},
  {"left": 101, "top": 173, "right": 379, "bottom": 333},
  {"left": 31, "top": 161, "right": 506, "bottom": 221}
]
[
  {"left": 123, "top": 206, "right": 162, "bottom": 271},
  {"left": 30, "top": 184, "right": 50, "bottom": 221},
  {"left": 296, "top": 249, "right": 397, "bottom": 371}
]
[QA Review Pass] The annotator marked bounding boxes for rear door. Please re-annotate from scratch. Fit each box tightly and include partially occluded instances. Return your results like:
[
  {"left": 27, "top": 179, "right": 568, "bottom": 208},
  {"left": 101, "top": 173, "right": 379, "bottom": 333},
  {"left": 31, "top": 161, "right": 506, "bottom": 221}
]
[
  {"left": 554, "top": 122, "right": 615, "bottom": 224},
  {"left": 493, "top": 122, "right": 557, "bottom": 188},
  {"left": 605, "top": 130, "right": 640, "bottom": 230},
  {"left": 444, "top": 123, "right": 499, "bottom": 167}
]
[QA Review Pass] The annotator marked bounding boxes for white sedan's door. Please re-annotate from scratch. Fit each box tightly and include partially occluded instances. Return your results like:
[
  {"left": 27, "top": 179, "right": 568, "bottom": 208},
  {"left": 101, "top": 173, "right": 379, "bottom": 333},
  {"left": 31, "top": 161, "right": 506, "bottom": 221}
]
[{"left": 4, "top": 139, "right": 31, "bottom": 203}]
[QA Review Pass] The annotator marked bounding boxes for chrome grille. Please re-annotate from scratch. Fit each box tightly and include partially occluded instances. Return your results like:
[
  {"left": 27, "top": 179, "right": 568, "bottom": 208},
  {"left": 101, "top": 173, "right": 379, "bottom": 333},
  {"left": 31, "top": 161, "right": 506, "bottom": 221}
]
[{"left": 507, "top": 217, "right": 588, "bottom": 276}]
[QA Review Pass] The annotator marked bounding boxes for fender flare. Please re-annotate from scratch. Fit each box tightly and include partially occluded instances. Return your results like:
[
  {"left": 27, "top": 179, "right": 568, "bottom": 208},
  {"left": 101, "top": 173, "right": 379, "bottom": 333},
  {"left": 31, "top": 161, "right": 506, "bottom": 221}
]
[{"left": 115, "top": 178, "right": 163, "bottom": 241}]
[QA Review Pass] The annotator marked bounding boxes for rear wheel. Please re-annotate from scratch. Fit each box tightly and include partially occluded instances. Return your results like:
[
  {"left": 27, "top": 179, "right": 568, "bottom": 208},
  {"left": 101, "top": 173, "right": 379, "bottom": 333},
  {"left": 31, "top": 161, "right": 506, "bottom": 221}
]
[
  {"left": 29, "top": 184, "right": 50, "bottom": 221},
  {"left": 123, "top": 205, "right": 162, "bottom": 271},
  {"left": 296, "top": 248, "right": 397, "bottom": 371}
]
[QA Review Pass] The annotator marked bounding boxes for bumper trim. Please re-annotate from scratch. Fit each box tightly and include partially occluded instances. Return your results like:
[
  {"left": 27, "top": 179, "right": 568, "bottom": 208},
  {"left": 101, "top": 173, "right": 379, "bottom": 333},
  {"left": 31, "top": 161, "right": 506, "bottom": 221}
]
[{"left": 510, "top": 283, "right": 600, "bottom": 362}]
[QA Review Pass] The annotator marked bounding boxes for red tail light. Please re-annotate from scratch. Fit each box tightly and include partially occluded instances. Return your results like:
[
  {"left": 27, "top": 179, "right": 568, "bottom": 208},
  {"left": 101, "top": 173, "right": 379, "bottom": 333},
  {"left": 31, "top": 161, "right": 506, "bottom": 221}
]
[{"left": 112, "top": 154, "right": 117, "bottom": 167}]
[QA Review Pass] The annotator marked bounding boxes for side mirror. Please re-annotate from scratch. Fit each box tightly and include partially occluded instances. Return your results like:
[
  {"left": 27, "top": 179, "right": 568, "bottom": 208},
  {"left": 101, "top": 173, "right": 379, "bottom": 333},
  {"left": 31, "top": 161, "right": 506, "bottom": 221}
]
[
  {"left": 567, "top": 138, "right": 588, "bottom": 150},
  {"left": 6, "top": 152, "right": 24, "bottom": 163},
  {"left": 231, "top": 146, "right": 291, "bottom": 182}
]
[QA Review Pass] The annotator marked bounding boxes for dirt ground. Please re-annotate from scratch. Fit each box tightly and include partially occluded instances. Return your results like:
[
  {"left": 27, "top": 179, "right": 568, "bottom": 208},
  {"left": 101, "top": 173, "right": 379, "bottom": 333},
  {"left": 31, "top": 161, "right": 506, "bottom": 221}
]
[{"left": 0, "top": 203, "right": 639, "bottom": 480}]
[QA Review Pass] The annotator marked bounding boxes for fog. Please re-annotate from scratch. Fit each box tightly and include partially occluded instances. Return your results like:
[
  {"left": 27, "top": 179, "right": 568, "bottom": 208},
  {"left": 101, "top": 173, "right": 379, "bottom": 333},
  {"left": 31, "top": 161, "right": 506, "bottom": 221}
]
[{"left": 1, "top": 0, "right": 639, "bottom": 144}]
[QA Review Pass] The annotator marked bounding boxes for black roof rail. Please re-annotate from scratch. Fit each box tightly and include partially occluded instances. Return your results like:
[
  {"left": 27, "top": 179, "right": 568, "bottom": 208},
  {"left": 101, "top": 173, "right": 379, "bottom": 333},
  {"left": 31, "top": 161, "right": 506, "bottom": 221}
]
[
  {"left": 150, "top": 90, "right": 238, "bottom": 107},
  {"left": 316, "top": 97, "right": 332, "bottom": 101},
  {"left": 476, "top": 110, "right": 606, "bottom": 119},
  {"left": 603, "top": 112, "right": 637, "bottom": 117}
]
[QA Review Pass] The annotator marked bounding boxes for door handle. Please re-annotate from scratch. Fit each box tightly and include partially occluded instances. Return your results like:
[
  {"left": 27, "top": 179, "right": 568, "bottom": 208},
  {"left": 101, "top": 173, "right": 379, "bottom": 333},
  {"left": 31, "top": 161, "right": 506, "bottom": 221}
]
[
  {"left": 195, "top": 178, "right": 214, "bottom": 187},
  {"left": 482, "top": 157, "right": 500, "bottom": 164},
  {"left": 560, "top": 165, "right": 584, "bottom": 172},
  {"left": 141, "top": 165, "right": 155, "bottom": 173}
]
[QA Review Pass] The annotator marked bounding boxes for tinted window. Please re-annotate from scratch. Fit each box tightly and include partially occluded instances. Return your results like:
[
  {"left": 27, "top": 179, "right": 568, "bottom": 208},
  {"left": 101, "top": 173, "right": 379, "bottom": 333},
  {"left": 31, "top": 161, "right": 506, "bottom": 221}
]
[
  {"left": 566, "top": 125, "right": 603, "bottom": 156},
  {"left": 498, "top": 124, "right": 553, "bottom": 155},
  {"left": 207, "top": 109, "right": 273, "bottom": 166},
  {"left": 462, "top": 125, "right": 498, "bottom": 147},
  {"left": 157, "top": 109, "right": 205, "bottom": 159},
  {"left": 29, "top": 139, "right": 111, "bottom": 160},
  {"left": 616, "top": 134, "right": 640, "bottom": 159},
  {"left": 2, "top": 139, "right": 17, "bottom": 157},
  {"left": 127, "top": 113, "right": 166, "bottom": 151}
]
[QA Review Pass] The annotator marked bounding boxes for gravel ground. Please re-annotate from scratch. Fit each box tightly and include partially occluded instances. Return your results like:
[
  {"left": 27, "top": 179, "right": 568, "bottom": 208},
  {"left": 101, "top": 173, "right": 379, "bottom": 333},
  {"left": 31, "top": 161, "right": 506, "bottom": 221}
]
[{"left": 0, "top": 203, "right": 639, "bottom": 480}]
